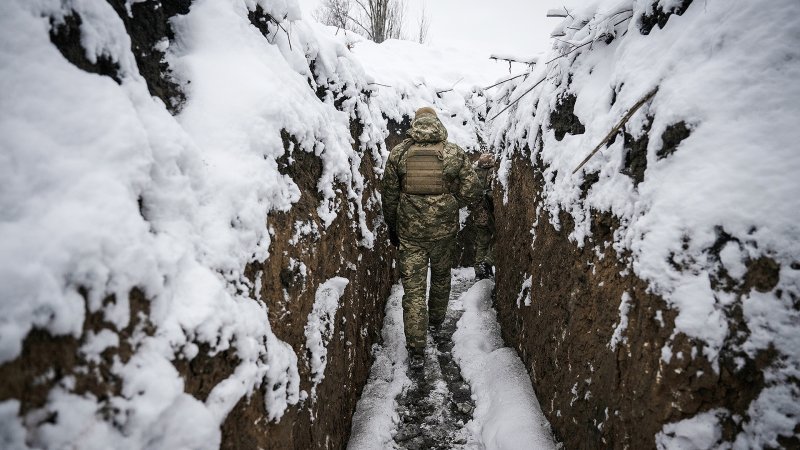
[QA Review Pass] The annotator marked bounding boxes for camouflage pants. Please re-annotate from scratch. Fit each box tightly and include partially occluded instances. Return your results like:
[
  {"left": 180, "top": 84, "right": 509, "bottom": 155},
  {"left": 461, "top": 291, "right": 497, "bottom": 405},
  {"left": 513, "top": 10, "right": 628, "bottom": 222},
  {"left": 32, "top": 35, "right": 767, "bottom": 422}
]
[
  {"left": 398, "top": 236, "right": 454, "bottom": 351},
  {"left": 473, "top": 224, "right": 493, "bottom": 266}
]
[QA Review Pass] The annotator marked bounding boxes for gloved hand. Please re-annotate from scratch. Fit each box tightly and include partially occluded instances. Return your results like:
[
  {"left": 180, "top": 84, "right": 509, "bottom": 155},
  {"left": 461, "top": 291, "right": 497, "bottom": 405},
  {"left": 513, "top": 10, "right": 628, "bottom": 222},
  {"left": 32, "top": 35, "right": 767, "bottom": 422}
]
[{"left": 388, "top": 227, "right": 399, "bottom": 247}]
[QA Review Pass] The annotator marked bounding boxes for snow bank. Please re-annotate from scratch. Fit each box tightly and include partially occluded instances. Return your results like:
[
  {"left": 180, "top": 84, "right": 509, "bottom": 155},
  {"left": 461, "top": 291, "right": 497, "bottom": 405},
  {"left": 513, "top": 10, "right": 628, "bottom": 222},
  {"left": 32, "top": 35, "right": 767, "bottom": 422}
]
[
  {"left": 453, "top": 280, "right": 556, "bottom": 450},
  {"left": 347, "top": 284, "right": 410, "bottom": 450},
  {"left": 490, "top": 0, "right": 800, "bottom": 444}
]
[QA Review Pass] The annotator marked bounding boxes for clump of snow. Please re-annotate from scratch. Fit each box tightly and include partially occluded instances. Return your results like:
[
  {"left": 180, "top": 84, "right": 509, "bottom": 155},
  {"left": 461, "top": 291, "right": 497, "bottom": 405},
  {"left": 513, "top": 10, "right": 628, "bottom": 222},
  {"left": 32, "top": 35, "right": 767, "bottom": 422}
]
[
  {"left": 516, "top": 275, "right": 533, "bottom": 308},
  {"left": 347, "top": 284, "right": 410, "bottom": 450},
  {"left": 490, "top": 0, "right": 800, "bottom": 444},
  {"left": 304, "top": 277, "right": 349, "bottom": 393},
  {"left": 655, "top": 408, "right": 727, "bottom": 450},
  {"left": 79, "top": 329, "right": 120, "bottom": 364},
  {"left": 608, "top": 292, "right": 631, "bottom": 351},
  {"left": 452, "top": 280, "right": 557, "bottom": 449}
]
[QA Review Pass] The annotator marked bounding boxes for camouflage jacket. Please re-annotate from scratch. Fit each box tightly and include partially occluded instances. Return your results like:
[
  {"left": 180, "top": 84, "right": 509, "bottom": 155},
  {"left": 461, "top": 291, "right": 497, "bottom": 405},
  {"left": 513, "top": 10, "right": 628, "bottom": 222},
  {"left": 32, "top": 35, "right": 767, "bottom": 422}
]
[
  {"left": 382, "top": 114, "right": 481, "bottom": 241},
  {"left": 471, "top": 161, "right": 496, "bottom": 228}
]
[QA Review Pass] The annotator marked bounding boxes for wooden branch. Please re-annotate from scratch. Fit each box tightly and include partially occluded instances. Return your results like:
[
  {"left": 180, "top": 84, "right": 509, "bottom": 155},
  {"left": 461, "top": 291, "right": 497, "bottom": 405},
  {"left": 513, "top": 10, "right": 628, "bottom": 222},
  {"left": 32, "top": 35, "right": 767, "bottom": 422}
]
[
  {"left": 352, "top": 0, "right": 371, "bottom": 17},
  {"left": 613, "top": 14, "right": 633, "bottom": 27},
  {"left": 436, "top": 77, "right": 464, "bottom": 95},
  {"left": 346, "top": 14, "right": 374, "bottom": 39},
  {"left": 269, "top": 18, "right": 293, "bottom": 51},
  {"left": 482, "top": 72, "right": 529, "bottom": 90},
  {"left": 547, "top": 6, "right": 572, "bottom": 18},
  {"left": 545, "top": 38, "right": 594, "bottom": 64},
  {"left": 487, "top": 76, "right": 547, "bottom": 121},
  {"left": 571, "top": 87, "right": 659, "bottom": 175}
]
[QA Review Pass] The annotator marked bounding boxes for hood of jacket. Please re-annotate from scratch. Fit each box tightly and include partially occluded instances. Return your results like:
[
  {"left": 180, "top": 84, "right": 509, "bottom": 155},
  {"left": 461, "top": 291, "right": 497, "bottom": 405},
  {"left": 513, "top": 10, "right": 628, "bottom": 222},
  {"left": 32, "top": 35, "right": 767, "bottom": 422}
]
[{"left": 408, "top": 113, "right": 448, "bottom": 143}]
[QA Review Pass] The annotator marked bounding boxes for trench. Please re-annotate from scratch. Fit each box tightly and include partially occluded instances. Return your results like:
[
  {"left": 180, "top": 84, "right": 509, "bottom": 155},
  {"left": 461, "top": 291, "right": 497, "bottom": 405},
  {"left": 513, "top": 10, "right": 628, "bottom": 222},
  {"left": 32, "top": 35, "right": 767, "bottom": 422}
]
[{"left": 348, "top": 265, "right": 557, "bottom": 450}]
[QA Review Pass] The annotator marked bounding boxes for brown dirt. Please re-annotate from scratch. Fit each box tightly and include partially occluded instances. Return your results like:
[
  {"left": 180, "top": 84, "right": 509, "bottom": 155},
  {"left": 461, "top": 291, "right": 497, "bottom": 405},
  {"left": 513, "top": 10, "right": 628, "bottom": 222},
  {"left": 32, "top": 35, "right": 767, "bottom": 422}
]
[
  {"left": 549, "top": 93, "right": 586, "bottom": 142},
  {"left": 0, "top": 288, "right": 154, "bottom": 421},
  {"left": 493, "top": 154, "right": 769, "bottom": 449},
  {"left": 640, "top": 0, "right": 694, "bottom": 35},
  {"left": 622, "top": 116, "right": 653, "bottom": 186},
  {"left": 49, "top": 2, "right": 190, "bottom": 113},
  {"left": 656, "top": 121, "right": 691, "bottom": 160},
  {"left": 49, "top": 12, "right": 122, "bottom": 84}
]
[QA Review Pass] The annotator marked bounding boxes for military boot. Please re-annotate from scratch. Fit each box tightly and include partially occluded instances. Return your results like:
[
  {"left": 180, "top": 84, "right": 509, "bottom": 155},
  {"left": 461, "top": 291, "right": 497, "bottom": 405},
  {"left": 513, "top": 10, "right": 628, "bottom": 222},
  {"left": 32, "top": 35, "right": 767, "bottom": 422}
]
[
  {"left": 475, "top": 262, "right": 494, "bottom": 280},
  {"left": 474, "top": 264, "right": 485, "bottom": 280},
  {"left": 407, "top": 345, "right": 425, "bottom": 372}
]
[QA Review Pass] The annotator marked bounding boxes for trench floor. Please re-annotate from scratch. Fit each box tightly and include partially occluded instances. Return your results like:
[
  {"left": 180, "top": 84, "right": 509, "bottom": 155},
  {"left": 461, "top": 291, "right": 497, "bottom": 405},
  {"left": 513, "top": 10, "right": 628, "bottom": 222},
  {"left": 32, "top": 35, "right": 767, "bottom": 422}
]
[{"left": 393, "top": 272, "right": 481, "bottom": 450}]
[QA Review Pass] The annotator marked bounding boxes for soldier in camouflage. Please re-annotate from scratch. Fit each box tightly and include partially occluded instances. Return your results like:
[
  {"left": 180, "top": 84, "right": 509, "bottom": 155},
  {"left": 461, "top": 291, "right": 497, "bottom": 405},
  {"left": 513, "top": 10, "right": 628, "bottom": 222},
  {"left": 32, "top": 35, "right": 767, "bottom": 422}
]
[
  {"left": 382, "top": 107, "right": 481, "bottom": 366},
  {"left": 472, "top": 153, "right": 496, "bottom": 280}
]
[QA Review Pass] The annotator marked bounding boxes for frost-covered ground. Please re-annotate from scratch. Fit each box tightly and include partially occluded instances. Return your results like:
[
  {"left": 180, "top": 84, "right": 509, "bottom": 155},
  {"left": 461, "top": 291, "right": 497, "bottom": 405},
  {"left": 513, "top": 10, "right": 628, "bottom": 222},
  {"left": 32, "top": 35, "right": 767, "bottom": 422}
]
[
  {"left": 348, "top": 269, "right": 557, "bottom": 450},
  {"left": 490, "top": 0, "right": 800, "bottom": 446}
]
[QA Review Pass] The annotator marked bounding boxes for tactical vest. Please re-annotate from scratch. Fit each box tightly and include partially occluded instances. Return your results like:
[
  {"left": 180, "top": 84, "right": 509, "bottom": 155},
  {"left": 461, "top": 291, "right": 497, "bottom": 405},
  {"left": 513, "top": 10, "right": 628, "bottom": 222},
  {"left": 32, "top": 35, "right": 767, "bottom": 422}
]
[{"left": 402, "top": 143, "right": 446, "bottom": 195}]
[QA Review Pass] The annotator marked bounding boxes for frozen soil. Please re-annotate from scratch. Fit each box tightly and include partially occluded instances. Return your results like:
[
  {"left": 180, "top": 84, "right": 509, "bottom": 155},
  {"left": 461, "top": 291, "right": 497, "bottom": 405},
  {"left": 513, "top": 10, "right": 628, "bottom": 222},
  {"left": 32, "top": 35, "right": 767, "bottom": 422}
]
[{"left": 393, "top": 271, "right": 479, "bottom": 450}]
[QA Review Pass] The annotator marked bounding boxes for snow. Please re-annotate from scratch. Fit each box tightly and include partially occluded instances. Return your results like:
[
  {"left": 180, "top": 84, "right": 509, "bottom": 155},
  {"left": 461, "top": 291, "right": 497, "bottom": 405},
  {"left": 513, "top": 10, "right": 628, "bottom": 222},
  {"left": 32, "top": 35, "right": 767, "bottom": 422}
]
[
  {"left": 344, "top": 32, "right": 508, "bottom": 152},
  {"left": 347, "top": 284, "right": 410, "bottom": 450},
  {"left": 608, "top": 291, "right": 631, "bottom": 351},
  {"left": 79, "top": 329, "right": 120, "bottom": 364},
  {"left": 304, "top": 277, "right": 350, "bottom": 393},
  {"left": 655, "top": 408, "right": 726, "bottom": 450},
  {"left": 490, "top": 0, "right": 800, "bottom": 444},
  {"left": 0, "top": 401, "right": 28, "bottom": 450},
  {"left": 516, "top": 275, "right": 533, "bottom": 308},
  {"left": 453, "top": 280, "right": 557, "bottom": 450}
]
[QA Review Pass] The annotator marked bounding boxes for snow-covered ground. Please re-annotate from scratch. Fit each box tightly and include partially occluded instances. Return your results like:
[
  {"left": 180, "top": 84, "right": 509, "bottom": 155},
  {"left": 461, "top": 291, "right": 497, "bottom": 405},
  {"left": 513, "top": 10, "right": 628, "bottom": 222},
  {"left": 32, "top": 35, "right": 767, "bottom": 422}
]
[
  {"left": 453, "top": 279, "right": 556, "bottom": 449},
  {"left": 348, "top": 269, "right": 557, "bottom": 449}
]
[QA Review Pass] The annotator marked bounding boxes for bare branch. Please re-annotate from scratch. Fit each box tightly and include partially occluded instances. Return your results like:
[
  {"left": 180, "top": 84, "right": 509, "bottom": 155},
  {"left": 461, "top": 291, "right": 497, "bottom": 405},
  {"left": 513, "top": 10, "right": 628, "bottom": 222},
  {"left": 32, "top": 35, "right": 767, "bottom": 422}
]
[
  {"left": 482, "top": 72, "right": 529, "bottom": 90},
  {"left": 571, "top": 87, "right": 659, "bottom": 174},
  {"left": 417, "top": 1, "right": 430, "bottom": 44},
  {"left": 488, "top": 76, "right": 547, "bottom": 121}
]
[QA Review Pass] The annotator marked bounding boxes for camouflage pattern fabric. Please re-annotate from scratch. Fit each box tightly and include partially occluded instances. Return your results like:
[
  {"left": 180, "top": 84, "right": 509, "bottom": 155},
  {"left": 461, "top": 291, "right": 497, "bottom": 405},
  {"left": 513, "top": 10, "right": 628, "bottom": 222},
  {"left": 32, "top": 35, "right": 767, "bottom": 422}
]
[
  {"left": 398, "top": 236, "right": 454, "bottom": 349},
  {"left": 472, "top": 157, "right": 495, "bottom": 267},
  {"left": 408, "top": 113, "right": 448, "bottom": 143},
  {"left": 382, "top": 114, "right": 482, "bottom": 242},
  {"left": 474, "top": 224, "right": 493, "bottom": 266},
  {"left": 382, "top": 111, "right": 482, "bottom": 351}
]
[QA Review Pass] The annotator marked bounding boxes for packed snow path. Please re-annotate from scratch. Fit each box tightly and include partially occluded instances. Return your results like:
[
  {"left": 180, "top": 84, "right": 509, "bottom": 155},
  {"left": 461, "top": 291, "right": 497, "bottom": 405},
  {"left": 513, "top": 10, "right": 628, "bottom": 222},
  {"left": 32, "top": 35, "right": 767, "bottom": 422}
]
[{"left": 348, "top": 269, "right": 557, "bottom": 450}]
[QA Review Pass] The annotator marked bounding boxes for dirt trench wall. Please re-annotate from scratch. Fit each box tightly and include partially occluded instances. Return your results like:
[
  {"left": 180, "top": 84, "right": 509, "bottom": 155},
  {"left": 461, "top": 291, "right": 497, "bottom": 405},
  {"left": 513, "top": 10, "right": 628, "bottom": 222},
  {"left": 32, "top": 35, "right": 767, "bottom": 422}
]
[
  {"left": 220, "top": 131, "right": 395, "bottom": 449},
  {"left": 492, "top": 154, "right": 782, "bottom": 449}
]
